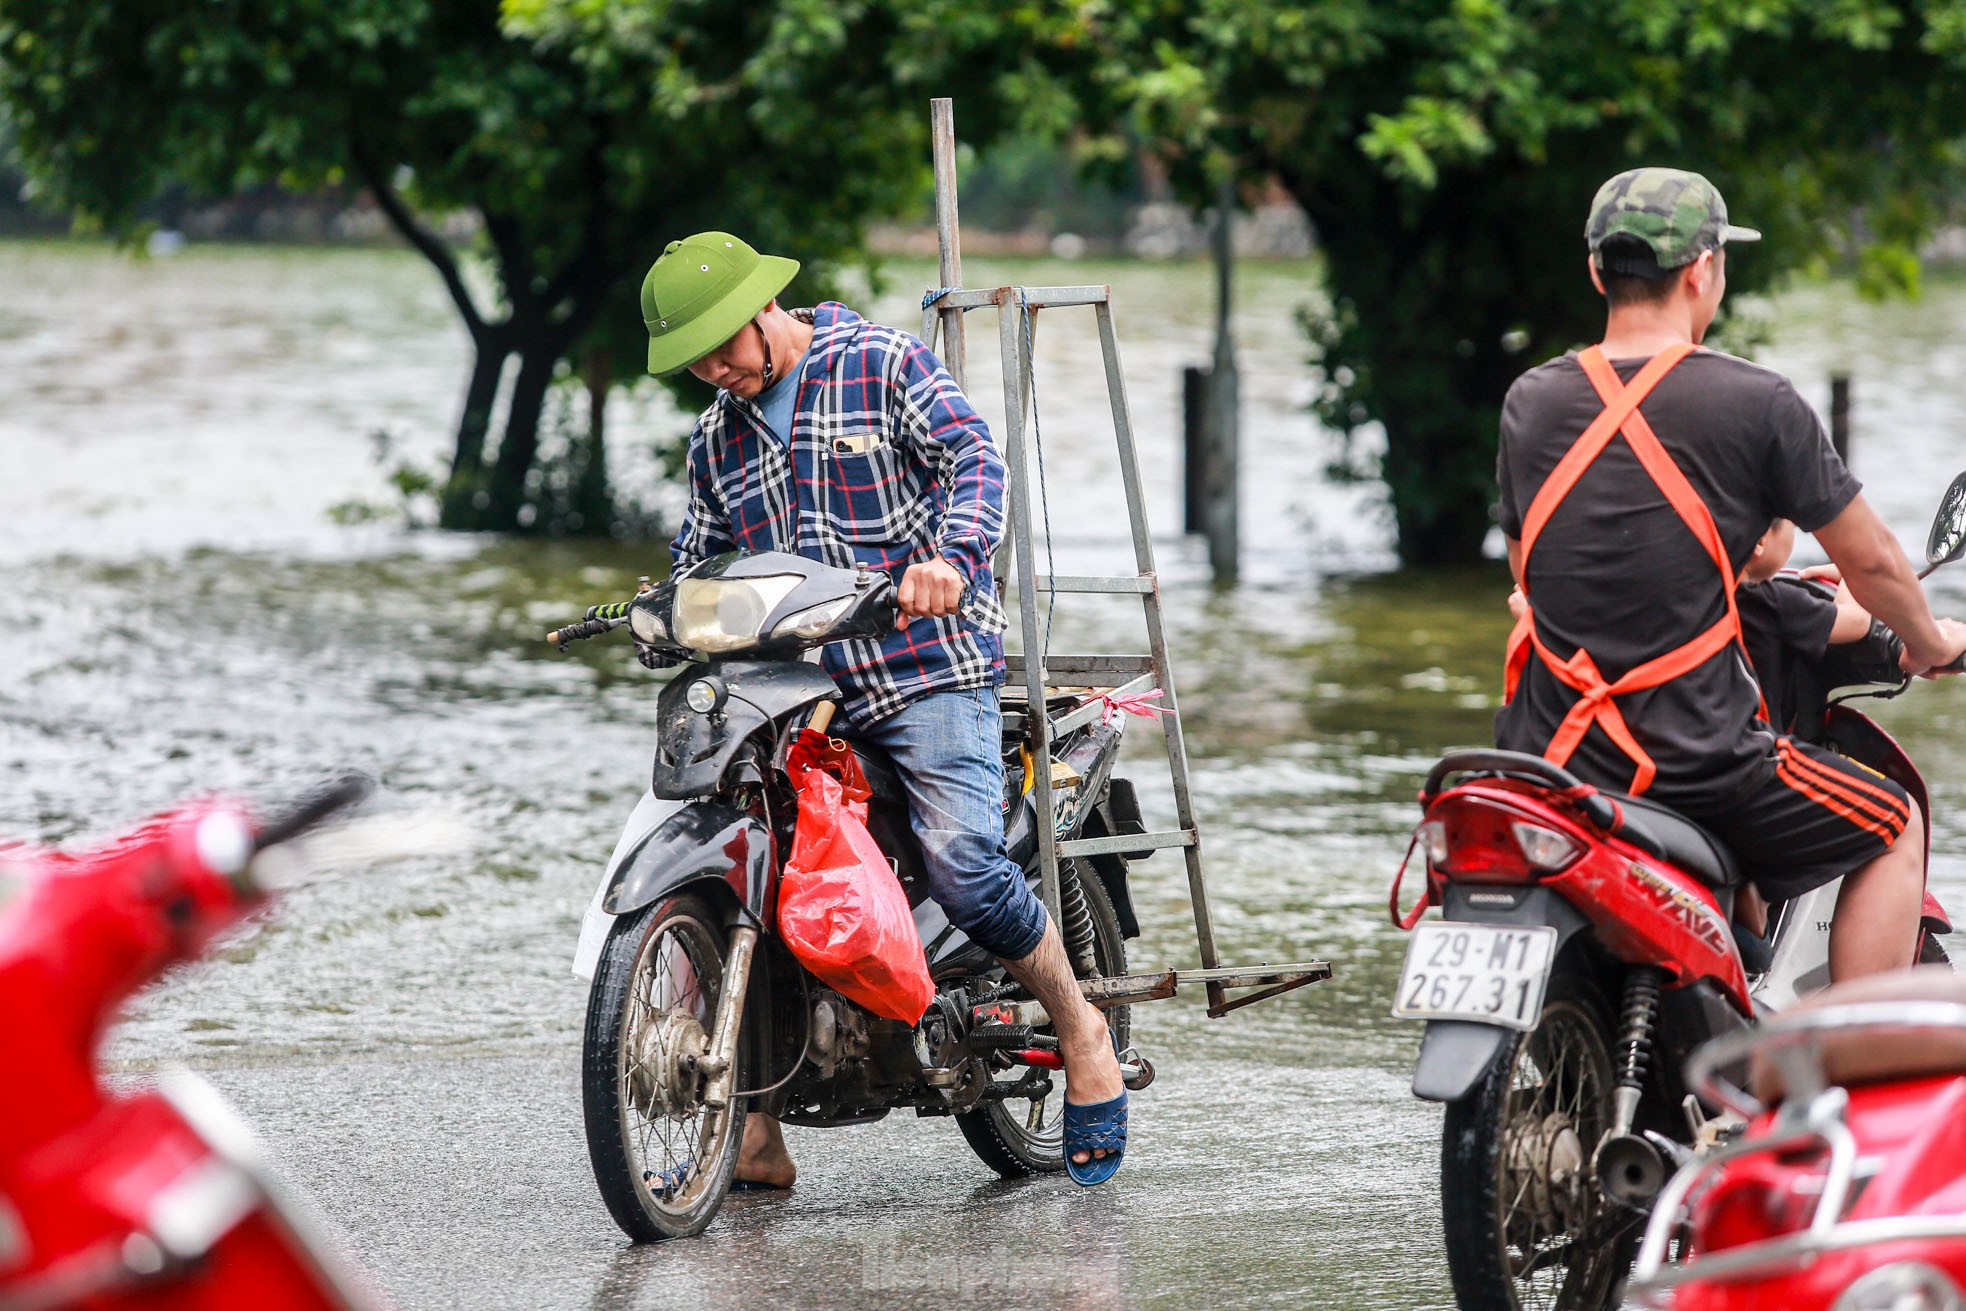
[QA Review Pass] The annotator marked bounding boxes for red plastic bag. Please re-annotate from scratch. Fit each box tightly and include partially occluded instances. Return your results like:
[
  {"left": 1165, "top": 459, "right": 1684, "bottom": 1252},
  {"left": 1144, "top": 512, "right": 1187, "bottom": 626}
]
[{"left": 777, "top": 731, "right": 934, "bottom": 1023}]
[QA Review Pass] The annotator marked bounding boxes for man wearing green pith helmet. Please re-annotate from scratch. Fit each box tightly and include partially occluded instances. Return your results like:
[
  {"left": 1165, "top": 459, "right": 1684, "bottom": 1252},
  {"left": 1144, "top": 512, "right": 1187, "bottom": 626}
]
[{"left": 637, "top": 231, "right": 1129, "bottom": 1189}]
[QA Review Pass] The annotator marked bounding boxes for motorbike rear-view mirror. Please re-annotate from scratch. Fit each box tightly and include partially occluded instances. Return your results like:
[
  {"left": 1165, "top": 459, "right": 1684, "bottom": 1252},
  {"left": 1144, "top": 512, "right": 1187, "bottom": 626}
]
[{"left": 1923, "top": 470, "right": 1966, "bottom": 578}]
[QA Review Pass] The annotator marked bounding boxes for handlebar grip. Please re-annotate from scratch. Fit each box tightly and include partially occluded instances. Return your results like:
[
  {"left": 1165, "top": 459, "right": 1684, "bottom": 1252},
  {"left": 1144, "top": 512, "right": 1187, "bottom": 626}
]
[
  {"left": 253, "top": 772, "right": 374, "bottom": 853},
  {"left": 546, "top": 617, "right": 615, "bottom": 646},
  {"left": 808, "top": 701, "right": 838, "bottom": 735}
]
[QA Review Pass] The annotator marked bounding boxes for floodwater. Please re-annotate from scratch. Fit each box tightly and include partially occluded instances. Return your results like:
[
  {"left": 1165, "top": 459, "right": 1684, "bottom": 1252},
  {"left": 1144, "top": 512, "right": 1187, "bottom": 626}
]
[{"left": 3, "top": 239, "right": 1966, "bottom": 1311}]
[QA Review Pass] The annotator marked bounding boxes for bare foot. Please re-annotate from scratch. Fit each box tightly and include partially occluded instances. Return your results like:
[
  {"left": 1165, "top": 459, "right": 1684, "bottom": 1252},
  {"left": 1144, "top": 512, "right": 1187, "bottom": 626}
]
[{"left": 736, "top": 1112, "right": 797, "bottom": 1188}]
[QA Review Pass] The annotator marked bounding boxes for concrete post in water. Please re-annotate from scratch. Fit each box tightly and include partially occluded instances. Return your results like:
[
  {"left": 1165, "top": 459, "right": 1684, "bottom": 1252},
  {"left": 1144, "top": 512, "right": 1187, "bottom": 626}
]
[
  {"left": 1830, "top": 373, "right": 1852, "bottom": 467},
  {"left": 1204, "top": 174, "right": 1240, "bottom": 582},
  {"left": 930, "top": 98, "right": 966, "bottom": 389}
]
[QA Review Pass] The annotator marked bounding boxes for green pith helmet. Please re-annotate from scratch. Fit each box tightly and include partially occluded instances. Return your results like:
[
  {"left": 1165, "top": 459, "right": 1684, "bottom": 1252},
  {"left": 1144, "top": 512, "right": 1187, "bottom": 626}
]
[
  {"left": 1586, "top": 168, "right": 1760, "bottom": 270},
  {"left": 640, "top": 231, "right": 800, "bottom": 376}
]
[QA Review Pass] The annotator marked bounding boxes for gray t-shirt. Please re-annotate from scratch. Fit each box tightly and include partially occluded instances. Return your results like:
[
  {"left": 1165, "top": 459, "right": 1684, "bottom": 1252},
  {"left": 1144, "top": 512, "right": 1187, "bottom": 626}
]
[{"left": 1495, "top": 348, "right": 1860, "bottom": 808}]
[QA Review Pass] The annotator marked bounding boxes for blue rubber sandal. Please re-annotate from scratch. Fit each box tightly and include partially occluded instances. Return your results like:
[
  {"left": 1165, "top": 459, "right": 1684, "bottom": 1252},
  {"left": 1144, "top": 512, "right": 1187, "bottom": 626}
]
[
  {"left": 1063, "top": 1090, "right": 1128, "bottom": 1187},
  {"left": 644, "top": 1161, "right": 694, "bottom": 1199}
]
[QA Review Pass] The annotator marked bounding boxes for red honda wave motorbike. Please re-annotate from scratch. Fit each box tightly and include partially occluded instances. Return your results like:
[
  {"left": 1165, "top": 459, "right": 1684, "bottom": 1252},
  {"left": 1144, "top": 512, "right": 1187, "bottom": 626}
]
[
  {"left": 0, "top": 775, "right": 384, "bottom": 1311},
  {"left": 1389, "top": 479, "right": 1966, "bottom": 1311},
  {"left": 1630, "top": 976, "right": 1966, "bottom": 1310}
]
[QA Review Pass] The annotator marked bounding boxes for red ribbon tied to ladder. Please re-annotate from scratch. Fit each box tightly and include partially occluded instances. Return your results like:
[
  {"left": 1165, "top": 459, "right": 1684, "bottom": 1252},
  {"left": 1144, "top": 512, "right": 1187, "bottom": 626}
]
[{"left": 1099, "top": 689, "right": 1168, "bottom": 727}]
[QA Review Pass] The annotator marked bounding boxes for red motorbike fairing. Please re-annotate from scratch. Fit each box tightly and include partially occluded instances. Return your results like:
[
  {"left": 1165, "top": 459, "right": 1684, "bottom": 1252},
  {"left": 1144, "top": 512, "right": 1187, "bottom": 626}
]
[
  {"left": 1670, "top": 1074, "right": 1966, "bottom": 1311},
  {"left": 0, "top": 802, "right": 379, "bottom": 1310},
  {"left": 1420, "top": 779, "right": 1751, "bottom": 1012},
  {"left": 1826, "top": 704, "right": 1952, "bottom": 934}
]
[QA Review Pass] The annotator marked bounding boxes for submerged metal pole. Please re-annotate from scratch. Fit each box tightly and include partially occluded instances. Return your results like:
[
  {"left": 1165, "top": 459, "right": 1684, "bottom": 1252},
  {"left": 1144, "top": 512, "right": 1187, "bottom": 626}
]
[
  {"left": 1205, "top": 173, "right": 1240, "bottom": 582},
  {"left": 930, "top": 98, "right": 966, "bottom": 388}
]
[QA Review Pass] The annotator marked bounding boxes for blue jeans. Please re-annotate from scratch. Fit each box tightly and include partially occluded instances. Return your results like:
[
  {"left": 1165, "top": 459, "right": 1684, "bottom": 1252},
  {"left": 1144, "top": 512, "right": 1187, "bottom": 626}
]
[{"left": 845, "top": 686, "right": 1049, "bottom": 960}]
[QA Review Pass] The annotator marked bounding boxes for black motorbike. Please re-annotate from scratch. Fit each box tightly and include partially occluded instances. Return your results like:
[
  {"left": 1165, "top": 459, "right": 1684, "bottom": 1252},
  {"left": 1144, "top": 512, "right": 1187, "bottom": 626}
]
[{"left": 550, "top": 550, "right": 1157, "bottom": 1241}]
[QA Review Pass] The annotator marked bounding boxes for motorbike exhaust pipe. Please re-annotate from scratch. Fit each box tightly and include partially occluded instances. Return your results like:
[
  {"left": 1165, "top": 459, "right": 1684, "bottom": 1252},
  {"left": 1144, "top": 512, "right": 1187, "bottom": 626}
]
[{"left": 1594, "top": 1132, "right": 1674, "bottom": 1209}]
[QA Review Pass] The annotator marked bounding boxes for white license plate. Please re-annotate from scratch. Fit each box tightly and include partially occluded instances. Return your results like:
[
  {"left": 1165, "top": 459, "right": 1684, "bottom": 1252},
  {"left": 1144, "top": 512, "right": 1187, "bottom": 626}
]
[{"left": 1392, "top": 923, "right": 1558, "bottom": 1030}]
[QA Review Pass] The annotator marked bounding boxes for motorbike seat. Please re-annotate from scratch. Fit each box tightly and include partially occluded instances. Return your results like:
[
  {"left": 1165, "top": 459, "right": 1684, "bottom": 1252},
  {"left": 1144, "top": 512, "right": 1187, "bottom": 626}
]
[
  {"left": 1604, "top": 792, "right": 1744, "bottom": 889},
  {"left": 849, "top": 741, "right": 907, "bottom": 808}
]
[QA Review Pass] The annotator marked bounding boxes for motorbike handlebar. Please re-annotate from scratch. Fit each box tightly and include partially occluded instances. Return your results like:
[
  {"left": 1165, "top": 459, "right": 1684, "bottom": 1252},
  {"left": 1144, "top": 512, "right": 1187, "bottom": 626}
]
[
  {"left": 546, "top": 601, "right": 632, "bottom": 648},
  {"left": 252, "top": 772, "right": 374, "bottom": 853}
]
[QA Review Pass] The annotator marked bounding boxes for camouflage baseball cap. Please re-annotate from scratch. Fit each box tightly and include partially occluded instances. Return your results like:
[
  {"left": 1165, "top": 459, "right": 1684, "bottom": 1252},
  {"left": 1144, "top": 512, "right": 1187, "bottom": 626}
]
[{"left": 1586, "top": 168, "right": 1760, "bottom": 270}]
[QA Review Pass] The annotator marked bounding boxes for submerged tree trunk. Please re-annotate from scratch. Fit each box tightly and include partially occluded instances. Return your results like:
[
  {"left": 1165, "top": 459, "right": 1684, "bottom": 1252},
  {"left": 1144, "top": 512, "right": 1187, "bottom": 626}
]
[
  {"left": 438, "top": 333, "right": 512, "bottom": 530},
  {"left": 479, "top": 337, "right": 559, "bottom": 532},
  {"left": 575, "top": 347, "right": 614, "bottom": 536}
]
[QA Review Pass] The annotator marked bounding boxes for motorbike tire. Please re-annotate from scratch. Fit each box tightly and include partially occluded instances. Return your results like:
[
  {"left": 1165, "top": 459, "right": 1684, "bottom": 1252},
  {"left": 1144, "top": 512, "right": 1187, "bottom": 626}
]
[
  {"left": 1440, "top": 968, "right": 1637, "bottom": 1311},
  {"left": 955, "top": 862, "right": 1129, "bottom": 1177},
  {"left": 582, "top": 891, "right": 747, "bottom": 1242}
]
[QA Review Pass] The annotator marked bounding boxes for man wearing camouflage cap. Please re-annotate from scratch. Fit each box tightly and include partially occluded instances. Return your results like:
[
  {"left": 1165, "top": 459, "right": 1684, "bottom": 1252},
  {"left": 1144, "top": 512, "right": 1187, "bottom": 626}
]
[
  {"left": 1496, "top": 167, "right": 1966, "bottom": 980},
  {"left": 613, "top": 231, "right": 1128, "bottom": 1190}
]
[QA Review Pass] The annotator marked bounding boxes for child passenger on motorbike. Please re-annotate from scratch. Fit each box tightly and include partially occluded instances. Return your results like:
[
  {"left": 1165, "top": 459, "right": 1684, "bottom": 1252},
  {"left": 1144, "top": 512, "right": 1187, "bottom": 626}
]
[{"left": 633, "top": 232, "right": 1127, "bottom": 1188}]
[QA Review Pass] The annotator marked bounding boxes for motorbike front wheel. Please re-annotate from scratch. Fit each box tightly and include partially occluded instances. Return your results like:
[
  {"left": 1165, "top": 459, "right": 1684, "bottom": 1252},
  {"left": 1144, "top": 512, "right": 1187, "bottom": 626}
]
[
  {"left": 955, "top": 862, "right": 1129, "bottom": 1176},
  {"left": 1440, "top": 969, "right": 1635, "bottom": 1311},
  {"left": 582, "top": 890, "right": 747, "bottom": 1242}
]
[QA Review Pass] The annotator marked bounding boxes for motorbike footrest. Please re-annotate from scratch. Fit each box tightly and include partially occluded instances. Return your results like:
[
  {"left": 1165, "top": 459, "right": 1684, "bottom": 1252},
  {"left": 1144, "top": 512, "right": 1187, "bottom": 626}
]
[{"left": 969, "top": 1023, "right": 1037, "bottom": 1052}]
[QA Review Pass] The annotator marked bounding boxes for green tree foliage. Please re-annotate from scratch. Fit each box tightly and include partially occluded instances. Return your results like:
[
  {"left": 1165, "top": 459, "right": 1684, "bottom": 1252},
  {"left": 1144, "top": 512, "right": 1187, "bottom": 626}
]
[
  {"left": 0, "top": 0, "right": 1023, "bottom": 532},
  {"left": 1062, "top": 1, "right": 1966, "bottom": 563}
]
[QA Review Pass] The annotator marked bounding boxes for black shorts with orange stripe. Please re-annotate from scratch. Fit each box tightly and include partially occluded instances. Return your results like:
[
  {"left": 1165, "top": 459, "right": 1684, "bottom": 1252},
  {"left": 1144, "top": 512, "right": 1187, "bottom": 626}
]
[{"left": 1686, "top": 737, "right": 1914, "bottom": 902}]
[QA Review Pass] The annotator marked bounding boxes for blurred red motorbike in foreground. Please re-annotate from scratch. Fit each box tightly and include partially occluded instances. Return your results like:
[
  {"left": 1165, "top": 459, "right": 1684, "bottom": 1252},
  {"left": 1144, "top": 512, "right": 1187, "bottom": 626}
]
[
  {"left": 1631, "top": 972, "right": 1966, "bottom": 1310},
  {"left": 0, "top": 776, "right": 385, "bottom": 1311}
]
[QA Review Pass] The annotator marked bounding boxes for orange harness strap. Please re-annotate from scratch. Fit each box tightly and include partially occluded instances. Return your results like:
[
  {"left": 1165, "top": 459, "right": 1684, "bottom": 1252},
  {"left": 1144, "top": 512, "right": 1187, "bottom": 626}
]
[{"left": 1506, "top": 343, "right": 1755, "bottom": 797}]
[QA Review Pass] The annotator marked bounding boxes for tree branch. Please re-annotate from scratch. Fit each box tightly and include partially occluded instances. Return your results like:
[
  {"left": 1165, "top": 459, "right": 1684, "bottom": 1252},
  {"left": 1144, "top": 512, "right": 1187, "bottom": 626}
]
[{"left": 348, "top": 134, "right": 489, "bottom": 341}]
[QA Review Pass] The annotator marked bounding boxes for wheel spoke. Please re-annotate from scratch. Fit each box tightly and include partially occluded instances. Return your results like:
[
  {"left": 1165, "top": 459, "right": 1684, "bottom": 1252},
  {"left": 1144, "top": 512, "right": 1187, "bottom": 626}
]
[
  {"left": 610, "top": 908, "right": 736, "bottom": 1219},
  {"left": 1486, "top": 1002, "right": 1619, "bottom": 1309}
]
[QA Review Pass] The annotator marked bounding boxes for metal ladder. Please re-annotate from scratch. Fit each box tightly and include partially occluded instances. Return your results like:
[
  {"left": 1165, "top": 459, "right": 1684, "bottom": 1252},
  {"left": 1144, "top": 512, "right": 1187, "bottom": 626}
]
[
  {"left": 918, "top": 99, "right": 1326, "bottom": 1017},
  {"left": 917, "top": 281, "right": 1324, "bottom": 1017}
]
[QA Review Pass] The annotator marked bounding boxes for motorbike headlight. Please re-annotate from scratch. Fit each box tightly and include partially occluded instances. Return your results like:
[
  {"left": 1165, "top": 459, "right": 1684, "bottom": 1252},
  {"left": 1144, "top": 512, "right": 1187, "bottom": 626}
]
[
  {"left": 628, "top": 600, "right": 670, "bottom": 645},
  {"left": 672, "top": 574, "right": 802, "bottom": 654},
  {"left": 769, "top": 595, "right": 857, "bottom": 643},
  {"left": 1833, "top": 1262, "right": 1965, "bottom": 1311}
]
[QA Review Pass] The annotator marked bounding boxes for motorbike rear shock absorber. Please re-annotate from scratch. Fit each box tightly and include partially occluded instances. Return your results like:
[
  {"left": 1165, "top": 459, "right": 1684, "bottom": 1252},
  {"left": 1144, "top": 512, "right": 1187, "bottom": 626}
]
[
  {"left": 1596, "top": 965, "right": 1672, "bottom": 1208},
  {"left": 1613, "top": 965, "right": 1664, "bottom": 1138},
  {"left": 1058, "top": 863, "right": 1099, "bottom": 978}
]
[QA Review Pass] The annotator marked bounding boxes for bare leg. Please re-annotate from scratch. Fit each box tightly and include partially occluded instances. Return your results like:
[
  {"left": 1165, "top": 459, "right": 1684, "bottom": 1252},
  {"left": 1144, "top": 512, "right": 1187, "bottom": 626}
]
[
  {"left": 999, "top": 921, "right": 1125, "bottom": 1165},
  {"left": 735, "top": 1113, "right": 796, "bottom": 1188},
  {"left": 1829, "top": 806, "right": 1925, "bottom": 981}
]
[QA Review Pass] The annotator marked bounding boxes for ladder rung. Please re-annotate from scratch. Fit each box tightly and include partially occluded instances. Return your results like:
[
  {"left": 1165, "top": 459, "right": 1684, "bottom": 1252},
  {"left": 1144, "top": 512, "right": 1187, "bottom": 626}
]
[
  {"left": 1050, "top": 672, "right": 1156, "bottom": 736},
  {"left": 1018, "top": 284, "right": 1112, "bottom": 308},
  {"left": 1037, "top": 574, "right": 1154, "bottom": 595},
  {"left": 1006, "top": 654, "right": 1155, "bottom": 676},
  {"left": 930, "top": 283, "right": 1113, "bottom": 311},
  {"left": 1057, "top": 829, "right": 1195, "bottom": 858}
]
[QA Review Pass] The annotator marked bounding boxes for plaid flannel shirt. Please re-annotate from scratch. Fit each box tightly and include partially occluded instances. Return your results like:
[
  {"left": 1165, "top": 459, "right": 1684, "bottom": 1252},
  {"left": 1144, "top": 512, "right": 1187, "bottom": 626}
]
[{"left": 671, "top": 302, "right": 1009, "bottom": 725}]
